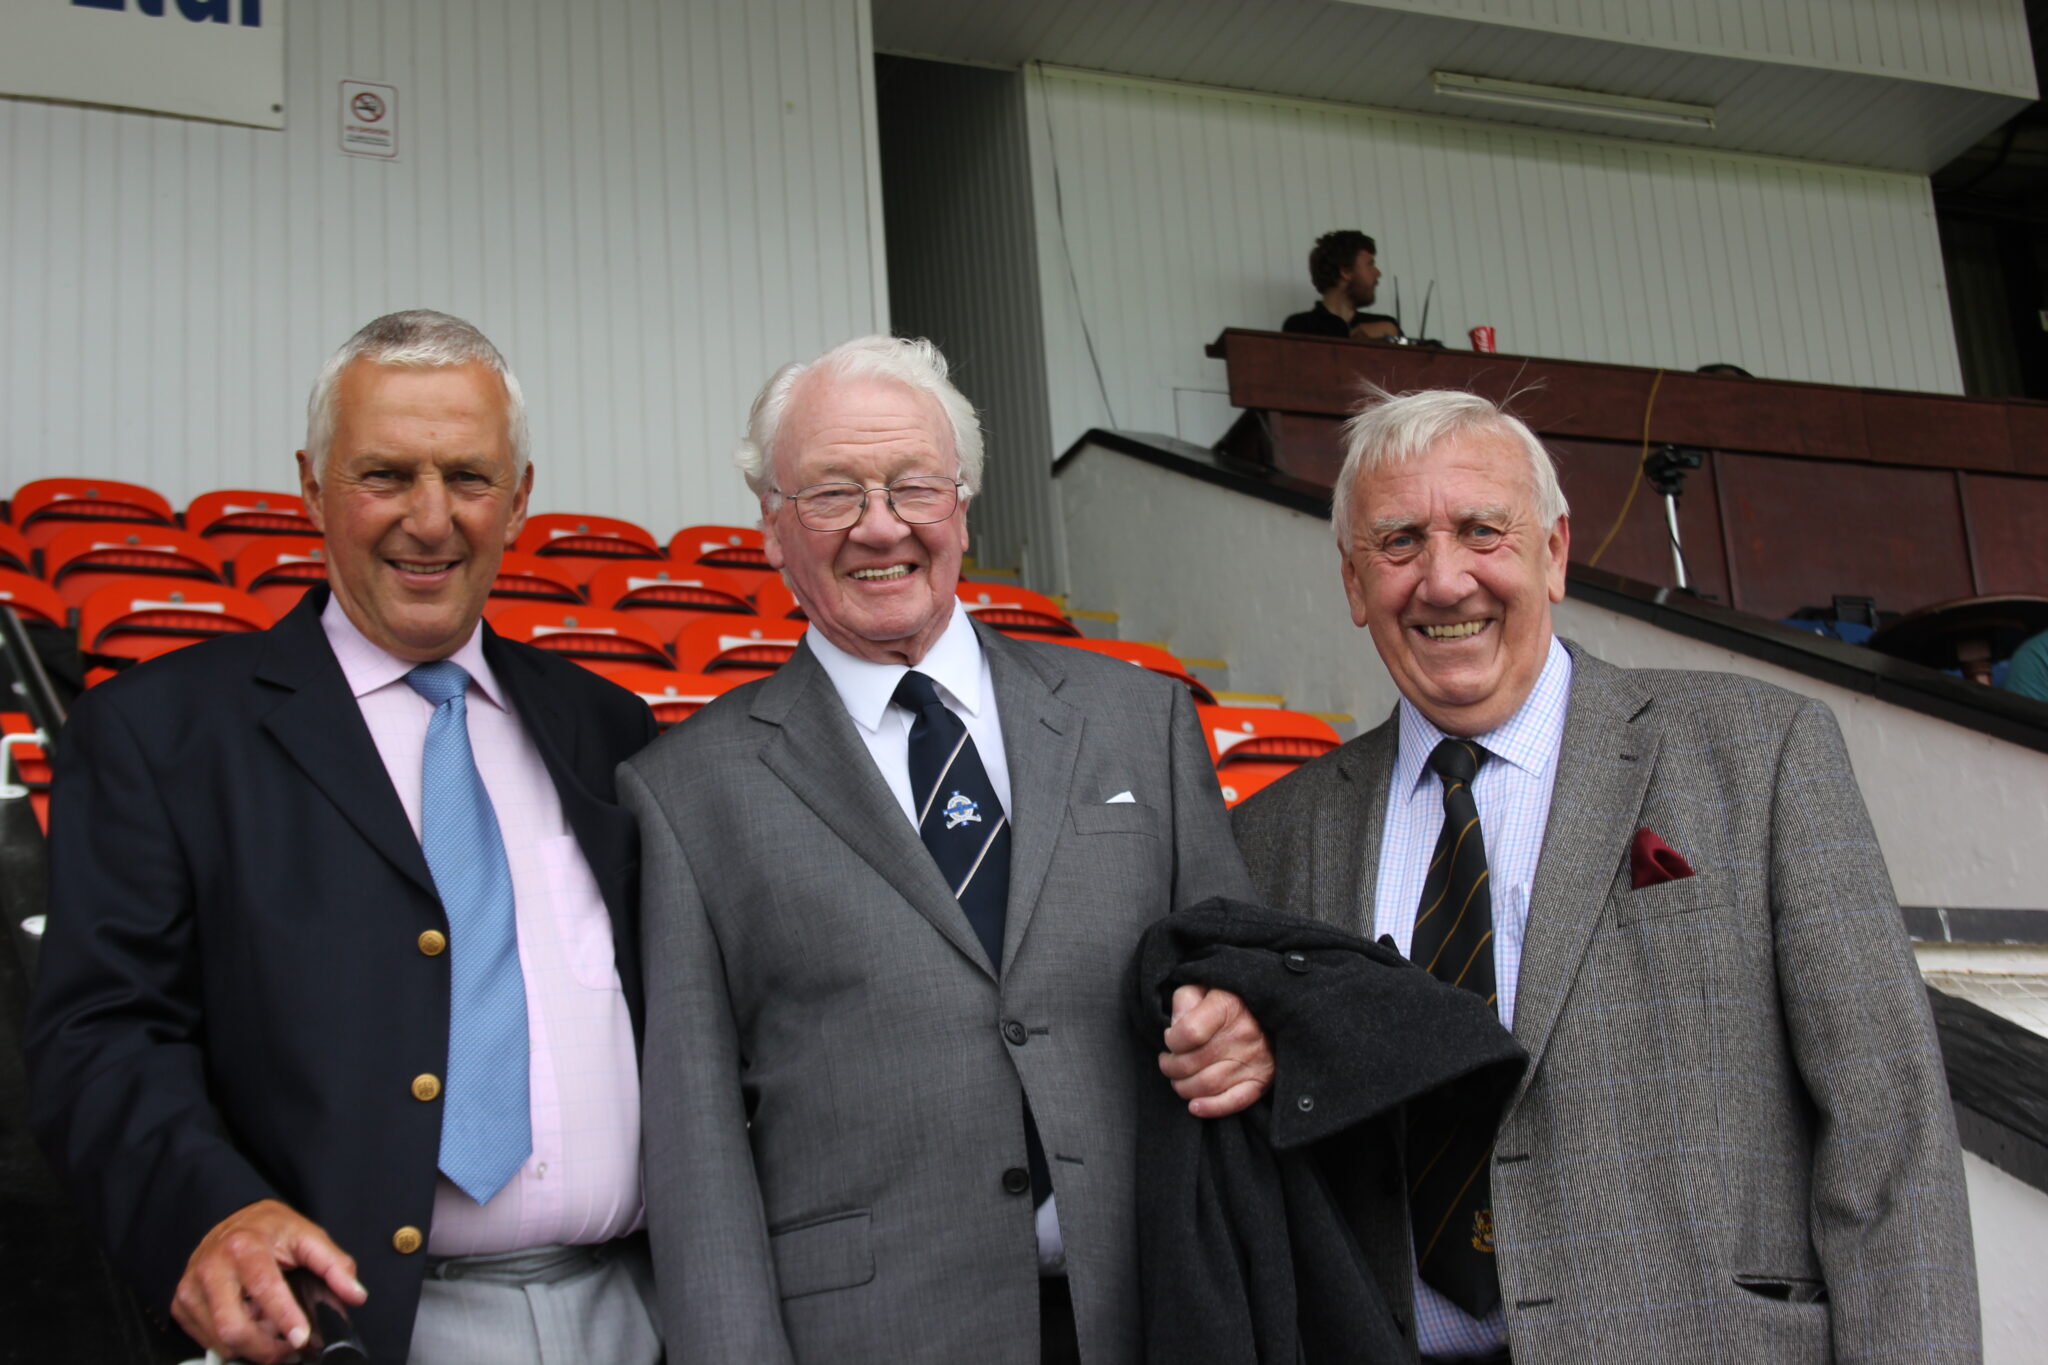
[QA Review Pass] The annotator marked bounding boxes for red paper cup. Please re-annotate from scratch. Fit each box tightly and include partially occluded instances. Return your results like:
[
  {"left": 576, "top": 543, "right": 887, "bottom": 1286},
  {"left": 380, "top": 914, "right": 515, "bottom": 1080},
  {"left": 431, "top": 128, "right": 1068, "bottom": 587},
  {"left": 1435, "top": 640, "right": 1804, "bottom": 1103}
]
[{"left": 1468, "top": 325, "right": 1497, "bottom": 353}]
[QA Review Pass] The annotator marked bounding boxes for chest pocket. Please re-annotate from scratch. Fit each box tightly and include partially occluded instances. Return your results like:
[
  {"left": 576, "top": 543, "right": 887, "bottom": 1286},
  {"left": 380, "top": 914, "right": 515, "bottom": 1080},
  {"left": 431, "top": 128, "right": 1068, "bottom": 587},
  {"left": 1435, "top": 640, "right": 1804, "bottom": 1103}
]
[
  {"left": 1069, "top": 801, "right": 1162, "bottom": 838},
  {"left": 1613, "top": 869, "right": 1728, "bottom": 927}
]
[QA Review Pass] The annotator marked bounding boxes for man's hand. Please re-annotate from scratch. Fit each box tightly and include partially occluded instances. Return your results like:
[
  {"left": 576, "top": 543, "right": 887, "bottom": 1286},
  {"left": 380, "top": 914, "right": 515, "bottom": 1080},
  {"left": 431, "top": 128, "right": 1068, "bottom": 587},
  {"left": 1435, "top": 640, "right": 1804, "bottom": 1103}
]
[
  {"left": 172, "top": 1199, "right": 366, "bottom": 1364},
  {"left": 1157, "top": 984, "right": 1274, "bottom": 1118}
]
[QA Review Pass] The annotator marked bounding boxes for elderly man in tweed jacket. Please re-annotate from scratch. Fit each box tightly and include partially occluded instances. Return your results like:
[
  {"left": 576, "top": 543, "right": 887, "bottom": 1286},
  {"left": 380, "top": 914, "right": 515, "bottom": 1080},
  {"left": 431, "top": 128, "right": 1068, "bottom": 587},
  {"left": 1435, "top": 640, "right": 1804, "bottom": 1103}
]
[{"left": 1232, "top": 388, "right": 1978, "bottom": 1364}]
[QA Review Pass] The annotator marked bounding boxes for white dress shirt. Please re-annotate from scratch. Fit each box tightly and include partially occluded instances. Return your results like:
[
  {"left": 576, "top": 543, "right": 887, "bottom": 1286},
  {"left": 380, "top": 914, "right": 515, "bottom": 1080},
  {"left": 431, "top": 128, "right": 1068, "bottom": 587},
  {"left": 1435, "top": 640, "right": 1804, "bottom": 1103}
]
[
  {"left": 1373, "top": 636, "right": 1572, "bottom": 1359},
  {"left": 322, "top": 597, "right": 643, "bottom": 1255},
  {"left": 806, "top": 602, "right": 1066, "bottom": 1273}
]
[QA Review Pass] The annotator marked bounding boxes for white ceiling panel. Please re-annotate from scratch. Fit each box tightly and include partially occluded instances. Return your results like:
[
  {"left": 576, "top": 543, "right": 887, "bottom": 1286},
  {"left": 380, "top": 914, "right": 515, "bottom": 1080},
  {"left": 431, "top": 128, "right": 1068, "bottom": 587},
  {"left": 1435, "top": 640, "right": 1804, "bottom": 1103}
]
[{"left": 872, "top": 0, "right": 2034, "bottom": 173}]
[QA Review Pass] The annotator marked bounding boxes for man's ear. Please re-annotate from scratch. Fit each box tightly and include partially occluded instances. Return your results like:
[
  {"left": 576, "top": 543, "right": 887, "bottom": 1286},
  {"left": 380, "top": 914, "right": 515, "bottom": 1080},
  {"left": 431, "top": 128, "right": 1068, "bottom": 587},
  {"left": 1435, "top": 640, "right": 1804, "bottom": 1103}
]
[
  {"left": 1545, "top": 514, "right": 1570, "bottom": 604},
  {"left": 504, "top": 461, "right": 535, "bottom": 546},
  {"left": 296, "top": 451, "right": 327, "bottom": 534},
  {"left": 760, "top": 496, "right": 786, "bottom": 571},
  {"left": 1340, "top": 549, "right": 1371, "bottom": 629}
]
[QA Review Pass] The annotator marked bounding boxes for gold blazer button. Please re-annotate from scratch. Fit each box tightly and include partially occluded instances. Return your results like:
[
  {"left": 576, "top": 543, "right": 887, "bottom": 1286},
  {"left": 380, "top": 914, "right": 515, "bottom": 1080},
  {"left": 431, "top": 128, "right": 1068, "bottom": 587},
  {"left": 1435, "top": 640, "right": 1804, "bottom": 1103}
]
[
  {"left": 393, "top": 1226, "right": 423, "bottom": 1255},
  {"left": 411, "top": 1074, "right": 442, "bottom": 1102},
  {"left": 418, "top": 930, "right": 447, "bottom": 956}
]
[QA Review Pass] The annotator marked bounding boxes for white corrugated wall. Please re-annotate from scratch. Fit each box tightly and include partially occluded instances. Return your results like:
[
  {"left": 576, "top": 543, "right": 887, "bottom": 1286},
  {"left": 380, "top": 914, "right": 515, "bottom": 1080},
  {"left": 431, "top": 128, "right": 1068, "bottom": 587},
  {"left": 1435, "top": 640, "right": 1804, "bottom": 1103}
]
[
  {"left": 0, "top": 0, "right": 887, "bottom": 534},
  {"left": 1024, "top": 65, "right": 1964, "bottom": 454},
  {"left": 1353, "top": 0, "right": 2037, "bottom": 94}
]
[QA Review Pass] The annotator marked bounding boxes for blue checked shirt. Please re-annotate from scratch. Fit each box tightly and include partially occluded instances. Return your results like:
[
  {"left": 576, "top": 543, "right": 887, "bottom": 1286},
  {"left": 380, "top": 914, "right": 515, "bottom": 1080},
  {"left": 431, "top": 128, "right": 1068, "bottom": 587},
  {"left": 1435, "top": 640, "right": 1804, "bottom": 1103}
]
[{"left": 1372, "top": 637, "right": 1572, "bottom": 1360}]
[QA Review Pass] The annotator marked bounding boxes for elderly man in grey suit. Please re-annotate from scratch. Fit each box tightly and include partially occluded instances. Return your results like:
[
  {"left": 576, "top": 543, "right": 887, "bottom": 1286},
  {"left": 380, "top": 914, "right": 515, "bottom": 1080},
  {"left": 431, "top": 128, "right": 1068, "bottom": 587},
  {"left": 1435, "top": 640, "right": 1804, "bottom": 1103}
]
[
  {"left": 1233, "top": 388, "right": 1979, "bottom": 1364},
  {"left": 622, "top": 335, "right": 1269, "bottom": 1364}
]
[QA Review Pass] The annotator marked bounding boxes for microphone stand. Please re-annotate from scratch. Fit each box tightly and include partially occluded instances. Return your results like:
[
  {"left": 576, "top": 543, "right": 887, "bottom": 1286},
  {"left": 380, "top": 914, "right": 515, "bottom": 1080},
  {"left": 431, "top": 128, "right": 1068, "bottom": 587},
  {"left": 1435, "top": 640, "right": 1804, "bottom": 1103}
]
[{"left": 1642, "top": 444, "right": 1704, "bottom": 592}]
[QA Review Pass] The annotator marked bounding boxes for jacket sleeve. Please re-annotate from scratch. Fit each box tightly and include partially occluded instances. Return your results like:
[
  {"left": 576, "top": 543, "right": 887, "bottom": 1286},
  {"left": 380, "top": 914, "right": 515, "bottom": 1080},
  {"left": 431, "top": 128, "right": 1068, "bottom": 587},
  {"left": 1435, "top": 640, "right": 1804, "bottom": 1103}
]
[
  {"left": 23, "top": 689, "right": 277, "bottom": 1315},
  {"left": 621, "top": 759, "right": 796, "bottom": 1365},
  {"left": 1769, "top": 700, "right": 1980, "bottom": 1358}
]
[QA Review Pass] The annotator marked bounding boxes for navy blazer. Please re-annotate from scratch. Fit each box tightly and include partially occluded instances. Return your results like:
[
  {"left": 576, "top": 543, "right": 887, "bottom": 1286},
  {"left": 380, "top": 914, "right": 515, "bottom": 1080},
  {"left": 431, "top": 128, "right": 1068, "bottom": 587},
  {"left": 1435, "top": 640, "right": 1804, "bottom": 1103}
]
[{"left": 25, "top": 585, "right": 657, "bottom": 1362}]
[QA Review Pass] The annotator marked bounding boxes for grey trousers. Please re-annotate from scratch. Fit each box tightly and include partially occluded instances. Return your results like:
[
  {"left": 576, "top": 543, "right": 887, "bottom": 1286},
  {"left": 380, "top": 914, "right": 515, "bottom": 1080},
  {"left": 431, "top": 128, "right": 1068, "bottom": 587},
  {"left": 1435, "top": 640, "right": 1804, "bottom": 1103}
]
[{"left": 407, "top": 1237, "right": 661, "bottom": 1365}]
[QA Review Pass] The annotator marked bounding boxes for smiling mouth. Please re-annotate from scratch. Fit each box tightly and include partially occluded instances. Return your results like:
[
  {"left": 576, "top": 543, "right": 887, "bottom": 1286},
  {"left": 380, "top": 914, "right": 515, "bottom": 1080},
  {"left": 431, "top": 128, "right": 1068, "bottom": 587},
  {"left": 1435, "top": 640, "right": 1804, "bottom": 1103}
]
[
  {"left": 849, "top": 565, "right": 914, "bottom": 582},
  {"left": 1417, "top": 620, "right": 1489, "bottom": 641},
  {"left": 391, "top": 559, "right": 458, "bottom": 576}
]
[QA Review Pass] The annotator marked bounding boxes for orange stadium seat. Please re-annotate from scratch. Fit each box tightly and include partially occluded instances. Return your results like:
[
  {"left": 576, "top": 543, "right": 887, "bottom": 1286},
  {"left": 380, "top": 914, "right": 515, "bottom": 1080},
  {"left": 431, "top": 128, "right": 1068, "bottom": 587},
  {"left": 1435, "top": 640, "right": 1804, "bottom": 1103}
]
[
  {"left": 0, "top": 569, "right": 67, "bottom": 628},
  {"left": 78, "top": 581, "right": 274, "bottom": 674},
  {"left": 11, "top": 477, "right": 177, "bottom": 548},
  {"left": 184, "top": 489, "right": 318, "bottom": 561},
  {"left": 751, "top": 578, "right": 806, "bottom": 621},
  {"left": 44, "top": 524, "right": 226, "bottom": 609},
  {"left": 1214, "top": 766, "right": 1290, "bottom": 810},
  {"left": 2, "top": 711, "right": 52, "bottom": 832},
  {"left": 233, "top": 537, "right": 328, "bottom": 616},
  {"left": 515, "top": 513, "right": 663, "bottom": 584},
  {"left": 673, "top": 615, "right": 806, "bottom": 678},
  {"left": 586, "top": 562, "right": 753, "bottom": 638},
  {"left": 957, "top": 582, "right": 1079, "bottom": 638},
  {"left": 1059, "top": 638, "right": 1216, "bottom": 704},
  {"left": 490, "top": 603, "right": 674, "bottom": 677},
  {"left": 484, "top": 552, "right": 585, "bottom": 618},
  {"left": 670, "top": 525, "right": 775, "bottom": 597},
  {"left": 599, "top": 666, "right": 747, "bottom": 729},
  {"left": 0, "top": 523, "right": 31, "bottom": 576},
  {"left": 1197, "top": 705, "right": 1341, "bottom": 805}
]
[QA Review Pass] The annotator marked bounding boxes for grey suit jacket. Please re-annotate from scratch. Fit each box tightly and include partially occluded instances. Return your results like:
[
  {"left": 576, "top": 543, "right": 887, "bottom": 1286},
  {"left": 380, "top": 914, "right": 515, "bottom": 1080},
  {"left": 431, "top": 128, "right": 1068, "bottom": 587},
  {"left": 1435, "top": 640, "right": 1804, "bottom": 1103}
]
[
  {"left": 622, "top": 623, "right": 1253, "bottom": 1364},
  {"left": 1233, "top": 643, "right": 1980, "bottom": 1365}
]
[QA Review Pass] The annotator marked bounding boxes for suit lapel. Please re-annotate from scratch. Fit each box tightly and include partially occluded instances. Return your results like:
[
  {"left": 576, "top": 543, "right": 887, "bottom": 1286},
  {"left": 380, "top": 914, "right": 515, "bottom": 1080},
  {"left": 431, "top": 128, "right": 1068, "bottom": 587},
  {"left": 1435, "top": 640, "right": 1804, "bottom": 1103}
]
[
  {"left": 1511, "top": 646, "right": 1659, "bottom": 1093},
  {"left": 983, "top": 626, "right": 1083, "bottom": 971},
  {"left": 753, "top": 643, "right": 999, "bottom": 977},
  {"left": 1326, "top": 715, "right": 1397, "bottom": 939},
  {"left": 255, "top": 587, "right": 437, "bottom": 899}
]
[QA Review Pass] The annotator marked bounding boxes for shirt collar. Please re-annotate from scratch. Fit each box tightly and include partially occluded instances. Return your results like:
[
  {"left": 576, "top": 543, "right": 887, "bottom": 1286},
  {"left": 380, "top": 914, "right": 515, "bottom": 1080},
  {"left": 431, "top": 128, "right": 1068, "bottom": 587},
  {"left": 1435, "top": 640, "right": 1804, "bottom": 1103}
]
[
  {"left": 1392, "top": 635, "right": 1572, "bottom": 794},
  {"left": 807, "top": 599, "right": 985, "bottom": 734},
  {"left": 320, "top": 593, "right": 508, "bottom": 712}
]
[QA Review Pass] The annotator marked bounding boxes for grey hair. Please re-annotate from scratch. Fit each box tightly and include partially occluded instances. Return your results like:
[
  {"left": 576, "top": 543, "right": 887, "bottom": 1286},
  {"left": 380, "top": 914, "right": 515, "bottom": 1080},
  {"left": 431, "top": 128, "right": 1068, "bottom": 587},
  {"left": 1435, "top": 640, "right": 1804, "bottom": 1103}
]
[
  {"left": 734, "top": 335, "right": 984, "bottom": 503},
  {"left": 304, "top": 309, "right": 531, "bottom": 473},
  {"left": 1331, "top": 387, "right": 1568, "bottom": 551}
]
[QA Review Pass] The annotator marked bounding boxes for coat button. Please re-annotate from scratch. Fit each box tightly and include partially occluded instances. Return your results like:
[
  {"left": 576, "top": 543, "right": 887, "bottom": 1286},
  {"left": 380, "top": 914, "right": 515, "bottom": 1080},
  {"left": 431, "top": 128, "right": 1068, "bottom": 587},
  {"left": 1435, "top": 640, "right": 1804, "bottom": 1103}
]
[
  {"left": 1002, "top": 1020, "right": 1028, "bottom": 1046},
  {"left": 418, "top": 930, "right": 447, "bottom": 956},
  {"left": 411, "top": 1074, "right": 442, "bottom": 1102},
  {"left": 1297, "top": 1095, "right": 1315, "bottom": 1112},
  {"left": 393, "top": 1226, "right": 423, "bottom": 1255},
  {"left": 1001, "top": 1167, "right": 1031, "bottom": 1195},
  {"left": 1283, "top": 951, "right": 1309, "bottom": 973}
]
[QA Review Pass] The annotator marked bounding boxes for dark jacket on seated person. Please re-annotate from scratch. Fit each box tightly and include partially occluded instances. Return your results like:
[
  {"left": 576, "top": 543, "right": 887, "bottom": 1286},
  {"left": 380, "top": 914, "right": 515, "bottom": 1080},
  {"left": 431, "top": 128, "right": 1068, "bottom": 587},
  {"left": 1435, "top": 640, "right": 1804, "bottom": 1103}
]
[
  {"left": 1281, "top": 301, "right": 1401, "bottom": 338},
  {"left": 1126, "top": 899, "right": 1526, "bottom": 1365}
]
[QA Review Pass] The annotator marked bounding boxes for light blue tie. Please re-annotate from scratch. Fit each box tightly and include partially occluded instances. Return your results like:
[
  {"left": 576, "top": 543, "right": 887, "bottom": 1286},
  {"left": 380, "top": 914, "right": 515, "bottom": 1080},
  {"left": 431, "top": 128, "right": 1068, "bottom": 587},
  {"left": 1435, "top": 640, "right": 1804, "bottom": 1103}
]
[{"left": 406, "top": 660, "right": 531, "bottom": 1204}]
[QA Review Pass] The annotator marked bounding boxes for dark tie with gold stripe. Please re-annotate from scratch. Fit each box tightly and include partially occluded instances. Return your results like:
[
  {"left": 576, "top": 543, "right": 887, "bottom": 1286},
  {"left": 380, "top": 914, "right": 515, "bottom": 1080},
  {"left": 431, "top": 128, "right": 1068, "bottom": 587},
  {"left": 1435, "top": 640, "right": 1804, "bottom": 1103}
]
[{"left": 1407, "top": 736, "right": 1502, "bottom": 1317}]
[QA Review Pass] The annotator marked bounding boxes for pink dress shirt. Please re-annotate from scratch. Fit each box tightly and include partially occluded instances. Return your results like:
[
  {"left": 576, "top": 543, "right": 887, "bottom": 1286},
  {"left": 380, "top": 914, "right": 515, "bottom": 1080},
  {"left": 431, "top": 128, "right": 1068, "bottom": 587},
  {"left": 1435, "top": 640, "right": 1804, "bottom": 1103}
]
[{"left": 322, "top": 599, "right": 643, "bottom": 1254}]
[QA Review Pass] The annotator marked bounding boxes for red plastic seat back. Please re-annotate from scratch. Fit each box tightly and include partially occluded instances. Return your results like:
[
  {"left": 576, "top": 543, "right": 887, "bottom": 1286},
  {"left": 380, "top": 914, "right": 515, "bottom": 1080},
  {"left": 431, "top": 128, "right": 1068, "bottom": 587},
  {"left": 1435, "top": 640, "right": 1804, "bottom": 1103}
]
[
  {"left": 957, "top": 582, "right": 1078, "bottom": 637},
  {"left": 484, "top": 551, "right": 585, "bottom": 618},
  {"left": 751, "top": 578, "right": 806, "bottom": 621},
  {"left": 1214, "top": 765, "right": 1290, "bottom": 809},
  {"left": 670, "top": 524, "right": 775, "bottom": 597},
  {"left": 0, "top": 523, "right": 31, "bottom": 576},
  {"left": 489, "top": 603, "right": 674, "bottom": 677},
  {"left": 13, "top": 477, "right": 176, "bottom": 547},
  {"left": 233, "top": 537, "right": 329, "bottom": 616},
  {"left": 599, "top": 666, "right": 746, "bottom": 729},
  {"left": 45, "top": 524, "right": 226, "bottom": 608},
  {"left": 0, "top": 569, "right": 67, "bottom": 628},
  {"left": 78, "top": 580, "right": 274, "bottom": 671},
  {"left": 673, "top": 615, "right": 806, "bottom": 678},
  {"left": 1, "top": 711, "right": 52, "bottom": 832},
  {"left": 184, "top": 489, "right": 318, "bottom": 561},
  {"left": 1195, "top": 705, "right": 1341, "bottom": 768},
  {"left": 586, "top": 561, "right": 753, "bottom": 637},
  {"left": 515, "top": 513, "right": 663, "bottom": 585},
  {"left": 1059, "top": 638, "right": 1216, "bottom": 704}
]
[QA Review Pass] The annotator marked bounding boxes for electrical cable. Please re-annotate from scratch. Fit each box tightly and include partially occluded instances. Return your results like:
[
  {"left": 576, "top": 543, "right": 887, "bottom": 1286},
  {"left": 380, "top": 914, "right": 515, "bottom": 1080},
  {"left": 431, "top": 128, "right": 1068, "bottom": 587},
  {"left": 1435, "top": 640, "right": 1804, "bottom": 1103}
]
[
  {"left": 1586, "top": 368, "right": 1664, "bottom": 567},
  {"left": 1033, "top": 65, "right": 1120, "bottom": 431}
]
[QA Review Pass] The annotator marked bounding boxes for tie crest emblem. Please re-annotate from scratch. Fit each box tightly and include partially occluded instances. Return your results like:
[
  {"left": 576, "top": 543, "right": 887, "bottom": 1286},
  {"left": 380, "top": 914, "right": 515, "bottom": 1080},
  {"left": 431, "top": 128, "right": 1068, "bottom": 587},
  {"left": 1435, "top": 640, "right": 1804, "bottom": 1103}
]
[
  {"left": 943, "top": 790, "right": 982, "bottom": 830},
  {"left": 1470, "top": 1208, "right": 1495, "bottom": 1254}
]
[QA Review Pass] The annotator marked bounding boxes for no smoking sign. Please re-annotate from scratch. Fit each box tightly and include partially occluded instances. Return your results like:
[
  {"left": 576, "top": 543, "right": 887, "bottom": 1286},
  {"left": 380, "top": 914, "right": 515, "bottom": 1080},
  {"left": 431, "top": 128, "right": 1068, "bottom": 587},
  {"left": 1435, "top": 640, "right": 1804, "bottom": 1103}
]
[{"left": 340, "top": 80, "right": 398, "bottom": 159}]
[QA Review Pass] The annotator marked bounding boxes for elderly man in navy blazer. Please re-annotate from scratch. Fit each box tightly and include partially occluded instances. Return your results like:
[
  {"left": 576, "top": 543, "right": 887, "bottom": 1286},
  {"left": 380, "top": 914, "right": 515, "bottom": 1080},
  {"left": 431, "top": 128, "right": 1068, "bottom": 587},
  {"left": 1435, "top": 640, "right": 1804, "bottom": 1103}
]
[
  {"left": 27, "top": 311, "right": 659, "bottom": 1364},
  {"left": 1233, "top": 387, "right": 1980, "bottom": 1364}
]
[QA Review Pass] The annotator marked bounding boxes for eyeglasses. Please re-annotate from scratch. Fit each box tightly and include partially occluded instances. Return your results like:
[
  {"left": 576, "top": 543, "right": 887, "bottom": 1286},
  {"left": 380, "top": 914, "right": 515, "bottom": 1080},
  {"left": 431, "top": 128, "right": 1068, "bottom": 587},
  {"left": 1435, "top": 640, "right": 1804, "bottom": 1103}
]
[{"left": 774, "top": 477, "right": 965, "bottom": 532}]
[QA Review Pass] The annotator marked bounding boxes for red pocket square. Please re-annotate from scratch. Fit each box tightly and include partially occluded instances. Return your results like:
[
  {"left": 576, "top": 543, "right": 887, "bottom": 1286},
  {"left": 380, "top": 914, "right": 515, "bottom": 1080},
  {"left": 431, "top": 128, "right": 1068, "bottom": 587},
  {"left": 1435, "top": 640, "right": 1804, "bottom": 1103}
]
[{"left": 1629, "top": 828, "right": 1694, "bottom": 889}]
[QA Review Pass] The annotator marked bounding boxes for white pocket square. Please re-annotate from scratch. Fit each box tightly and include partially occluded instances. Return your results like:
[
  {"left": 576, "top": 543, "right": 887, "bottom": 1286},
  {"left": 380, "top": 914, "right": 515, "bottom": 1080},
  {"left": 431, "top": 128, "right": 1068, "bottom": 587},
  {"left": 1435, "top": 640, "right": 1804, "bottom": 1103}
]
[{"left": 1105, "top": 790, "right": 1136, "bottom": 804}]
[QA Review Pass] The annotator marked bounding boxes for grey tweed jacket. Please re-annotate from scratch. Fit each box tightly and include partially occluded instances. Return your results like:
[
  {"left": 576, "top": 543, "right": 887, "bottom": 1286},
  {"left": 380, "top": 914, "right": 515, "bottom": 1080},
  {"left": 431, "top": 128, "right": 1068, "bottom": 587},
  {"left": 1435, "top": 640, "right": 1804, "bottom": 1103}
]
[
  {"left": 622, "top": 622, "right": 1253, "bottom": 1364},
  {"left": 1232, "top": 642, "right": 1980, "bottom": 1365}
]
